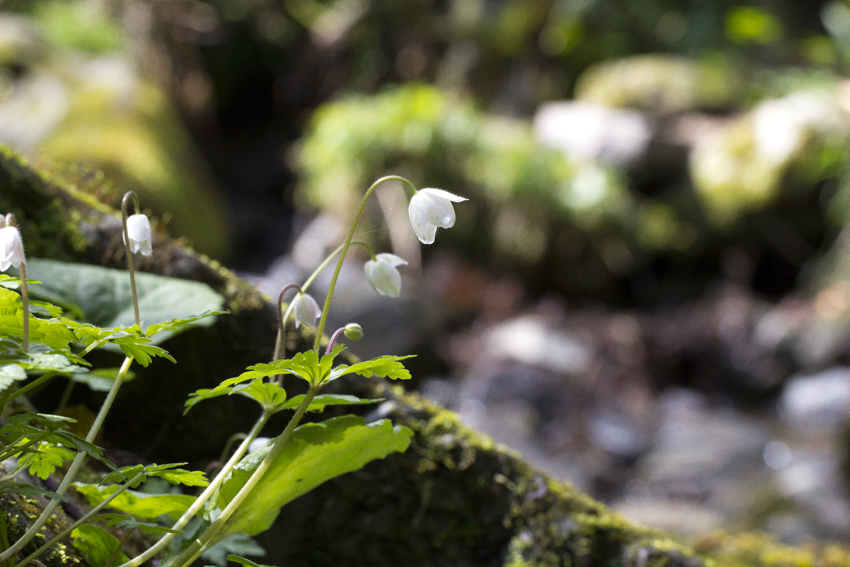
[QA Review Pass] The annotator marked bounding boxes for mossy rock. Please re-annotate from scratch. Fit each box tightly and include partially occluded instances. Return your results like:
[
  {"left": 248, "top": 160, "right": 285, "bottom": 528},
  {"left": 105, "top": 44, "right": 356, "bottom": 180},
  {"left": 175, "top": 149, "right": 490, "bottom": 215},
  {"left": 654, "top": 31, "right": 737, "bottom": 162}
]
[{"left": 2, "top": 145, "right": 849, "bottom": 566}]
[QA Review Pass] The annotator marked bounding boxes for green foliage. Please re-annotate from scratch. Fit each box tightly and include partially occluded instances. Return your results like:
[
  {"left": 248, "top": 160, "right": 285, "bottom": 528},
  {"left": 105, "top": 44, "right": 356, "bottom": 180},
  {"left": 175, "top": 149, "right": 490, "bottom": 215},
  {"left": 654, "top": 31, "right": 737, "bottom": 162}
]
[
  {"left": 74, "top": 483, "right": 196, "bottom": 520},
  {"left": 24, "top": 442, "right": 74, "bottom": 480},
  {"left": 31, "top": 0, "right": 124, "bottom": 54},
  {"left": 72, "top": 524, "right": 130, "bottom": 567},
  {"left": 214, "top": 416, "right": 412, "bottom": 539},
  {"left": 27, "top": 259, "right": 225, "bottom": 342},
  {"left": 89, "top": 514, "right": 184, "bottom": 536},
  {"left": 213, "top": 346, "right": 413, "bottom": 392},
  {"left": 0, "top": 286, "right": 76, "bottom": 351},
  {"left": 70, "top": 367, "right": 136, "bottom": 392},
  {"left": 99, "top": 463, "right": 209, "bottom": 489}
]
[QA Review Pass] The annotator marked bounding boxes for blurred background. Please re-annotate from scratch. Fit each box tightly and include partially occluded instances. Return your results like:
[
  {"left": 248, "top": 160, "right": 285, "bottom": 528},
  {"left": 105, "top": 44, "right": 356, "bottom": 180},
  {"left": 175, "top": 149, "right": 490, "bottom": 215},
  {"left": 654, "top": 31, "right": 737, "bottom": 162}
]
[{"left": 3, "top": 0, "right": 850, "bottom": 545}]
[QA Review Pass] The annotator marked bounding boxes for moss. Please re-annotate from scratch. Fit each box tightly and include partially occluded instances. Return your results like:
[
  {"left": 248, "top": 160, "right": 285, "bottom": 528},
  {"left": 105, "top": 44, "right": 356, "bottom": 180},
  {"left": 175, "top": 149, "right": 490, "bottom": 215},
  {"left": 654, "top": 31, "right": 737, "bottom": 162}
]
[{"left": 695, "top": 531, "right": 850, "bottom": 567}]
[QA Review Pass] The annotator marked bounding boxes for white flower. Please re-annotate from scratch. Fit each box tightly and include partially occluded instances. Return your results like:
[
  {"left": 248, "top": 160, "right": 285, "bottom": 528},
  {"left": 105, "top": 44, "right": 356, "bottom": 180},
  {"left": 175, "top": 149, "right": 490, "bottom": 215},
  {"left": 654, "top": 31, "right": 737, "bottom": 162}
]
[
  {"left": 408, "top": 188, "right": 467, "bottom": 244},
  {"left": 292, "top": 293, "right": 321, "bottom": 329},
  {"left": 124, "top": 214, "right": 153, "bottom": 256},
  {"left": 364, "top": 253, "right": 408, "bottom": 297},
  {"left": 0, "top": 226, "right": 25, "bottom": 272}
]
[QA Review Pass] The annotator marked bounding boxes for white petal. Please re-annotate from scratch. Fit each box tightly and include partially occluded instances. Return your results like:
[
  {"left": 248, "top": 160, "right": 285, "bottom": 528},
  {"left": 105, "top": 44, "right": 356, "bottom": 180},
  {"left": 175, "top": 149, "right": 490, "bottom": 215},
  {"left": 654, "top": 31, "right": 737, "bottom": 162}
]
[
  {"left": 419, "top": 188, "right": 468, "bottom": 202},
  {"left": 0, "top": 227, "right": 25, "bottom": 271},
  {"left": 124, "top": 214, "right": 153, "bottom": 256},
  {"left": 292, "top": 293, "right": 321, "bottom": 328},
  {"left": 421, "top": 192, "right": 456, "bottom": 229},
  {"left": 365, "top": 260, "right": 401, "bottom": 297},
  {"left": 408, "top": 194, "right": 433, "bottom": 243},
  {"left": 376, "top": 253, "right": 408, "bottom": 267}
]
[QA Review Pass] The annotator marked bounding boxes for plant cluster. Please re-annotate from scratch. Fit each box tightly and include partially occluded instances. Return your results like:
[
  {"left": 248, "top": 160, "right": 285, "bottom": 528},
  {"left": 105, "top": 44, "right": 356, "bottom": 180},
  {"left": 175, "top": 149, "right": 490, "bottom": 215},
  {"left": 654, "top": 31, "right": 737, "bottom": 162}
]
[{"left": 0, "top": 176, "right": 464, "bottom": 566}]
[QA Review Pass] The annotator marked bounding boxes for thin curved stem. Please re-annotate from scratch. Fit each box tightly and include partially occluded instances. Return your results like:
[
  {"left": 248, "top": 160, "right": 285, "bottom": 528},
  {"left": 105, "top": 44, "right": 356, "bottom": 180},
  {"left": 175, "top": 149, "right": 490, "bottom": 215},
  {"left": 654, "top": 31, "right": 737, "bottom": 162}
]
[
  {"left": 169, "top": 387, "right": 318, "bottom": 567},
  {"left": 312, "top": 176, "right": 416, "bottom": 352},
  {"left": 121, "top": 192, "right": 141, "bottom": 327},
  {"left": 116, "top": 411, "right": 272, "bottom": 567},
  {"left": 19, "top": 262, "right": 28, "bottom": 353}
]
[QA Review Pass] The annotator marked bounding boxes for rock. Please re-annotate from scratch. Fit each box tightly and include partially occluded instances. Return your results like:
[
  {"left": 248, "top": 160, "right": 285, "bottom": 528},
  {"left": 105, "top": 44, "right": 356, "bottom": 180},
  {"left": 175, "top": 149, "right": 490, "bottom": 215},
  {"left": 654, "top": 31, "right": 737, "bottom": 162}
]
[{"left": 780, "top": 367, "right": 850, "bottom": 430}]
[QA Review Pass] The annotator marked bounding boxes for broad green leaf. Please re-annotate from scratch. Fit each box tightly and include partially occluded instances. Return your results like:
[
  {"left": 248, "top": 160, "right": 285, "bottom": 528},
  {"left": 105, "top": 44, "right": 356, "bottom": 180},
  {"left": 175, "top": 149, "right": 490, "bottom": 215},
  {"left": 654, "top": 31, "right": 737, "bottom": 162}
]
[
  {"left": 318, "top": 345, "right": 346, "bottom": 381},
  {"left": 72, "top": 368, "right": 136, "bottom": 392},
  {"left": 26, "top": 259, "right": 225, "bottom": 343},
  {"left": 29, "top": 300, "right": 63, "bottom": 318},
  {"left": 216, "top": 350, "right": 320, "bottom": 391},
  {"left": 218, "top": 415, "right": 412, "bottom": 538},
  {"left": 110, "top": 334, "right": 175, "bottom": 367},
  {"left": 74, "top": 483, "right": 196, "bottom": 520},
  {"left": 279, "top": 394, "right": 383, "bottom": 413},
  {"left": 227, "top": 554, "right": 276, "bottom": 567},
  {"left": 0, "top": 286, "right": 76, "bottom": 350},
  {"left": 72, "top": 524, "right": 130, "bottom": 567},
  {"left": 0, "top": 363, "right": 26, "bottom": 389},
  {"left": 99, "top": 463, "right": 208, "bottom": 488},
  {"left": 90, "top": 513, "right": 184, "bottom": 535}
]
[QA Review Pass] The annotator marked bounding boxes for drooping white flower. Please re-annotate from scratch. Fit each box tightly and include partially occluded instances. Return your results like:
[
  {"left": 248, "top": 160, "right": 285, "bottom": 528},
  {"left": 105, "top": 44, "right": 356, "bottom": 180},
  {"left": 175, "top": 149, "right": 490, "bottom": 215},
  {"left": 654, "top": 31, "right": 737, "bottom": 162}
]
[
  {"left": 0, "top": 226, "right": 26, "bottom": 272},
  {"left": 292, "top": 293, "right": 321, "bottom": 329},
  {"left": 124, "top": 214, "right": 153, "bottom": 256},
  {"left": 408, "top": 188, "right": 467, "bottom": 244},
  {"left": 364, "top": 253, "right": 408, "bottom": 297}
]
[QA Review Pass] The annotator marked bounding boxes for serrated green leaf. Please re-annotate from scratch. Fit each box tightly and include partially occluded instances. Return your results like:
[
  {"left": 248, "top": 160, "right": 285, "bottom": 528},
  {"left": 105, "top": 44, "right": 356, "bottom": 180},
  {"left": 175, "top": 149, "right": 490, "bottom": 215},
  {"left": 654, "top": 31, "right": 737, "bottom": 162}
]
[
  {"left": 29, "top": 300, "right": 63, "bottom": 318},
  {"left": 145, "top": 311, "right": 227, "bottom": 339},
  {"left": 27, "top": 443, "right": 74, "bottom": 479},
  {"left": 0, "top": 480, "right": 65, "bottom": 500},
  {"left": 185, "top": 386, "right": 233, "bottom": 414},
  {"left": 72, "top": 524, "right": 130, "bottom": 567},
  {"left": 0, "top": 286, "right": 76, "bottom": 351},
  {"left": 74, "top": 483, "right": 196, "bottom": 520},
  {"left": 217, "top": 415, "right": 412, "bottom": 538},
  {"left": 111, "top": 334, "right": 175, "bottom": 367},
  {"left": 27, "top": 259, "right": 225, "bottom": 344},
  {"left": 327, "top": 354, "right": 414, "bottom": 383},
  {"left": 279, "top": 394, "right": 383, "bottom": 413},
  {"left": 233, "top": 381, "right": 287, "bottom": 412},
  {"left": 99, "top": 463, "right": 209, "bottom": 488}
]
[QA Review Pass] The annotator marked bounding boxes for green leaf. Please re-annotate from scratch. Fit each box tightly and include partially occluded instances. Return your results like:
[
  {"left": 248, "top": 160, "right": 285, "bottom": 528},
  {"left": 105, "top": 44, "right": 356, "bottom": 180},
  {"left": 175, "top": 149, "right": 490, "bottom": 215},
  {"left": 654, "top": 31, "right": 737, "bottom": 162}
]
[
  {"left": 71, "top": 367, "right": 136, "bottom": 392},
  {"left": 144, "top": 311, "right": 227, "bottom": 339},
  {"left": 27, "top": 443, "right": 74, "bottom": 479},
  {"left": 0, "top": 481, "right": 65, "bottom": 500},
  {"left": 279, "top": 394, "right": 383, "bottom": 413},
  {"left": 74, "top": 483, "right": 196, "bottom": 520},
  {"left": 217, "top": 415, "right": 412, "bottom": 538},
  {"left": 0, "top": 286, "right": 76, "bottom": 351},
  {"left": 0, "top": 363, "right": 26, "bottom": 389},
  {"left": 233, "top": 381, "right": 287, "bottom": 412},
  {"left": 227, "top": 554, "right": 276, "bottom": 567},
  {"left": 89, "top": 513, "right": 184, "bottom": 535},
  {"left": 184, "top": 387, "right": 233, "bottom": 414},
  {"left": 217, "top": 350, "right": 321, "bottom": 391},
  {"left": 201, "top": 533, "right": 265, "bottom": 567},
  {"left": 72, "top": 524, "right": 130, "bottom": 567},
  {"left": 27, "top": 259, "right": 225, "bottom": 343},
  {"left": 110, "top": 333, "right": 175, "bottom": 367},
  {"left": 99, "top": 463, "right": 208, "bottom": 488},
  {"left": 326, "top": 354, "right": 414, "bottom": 383}
]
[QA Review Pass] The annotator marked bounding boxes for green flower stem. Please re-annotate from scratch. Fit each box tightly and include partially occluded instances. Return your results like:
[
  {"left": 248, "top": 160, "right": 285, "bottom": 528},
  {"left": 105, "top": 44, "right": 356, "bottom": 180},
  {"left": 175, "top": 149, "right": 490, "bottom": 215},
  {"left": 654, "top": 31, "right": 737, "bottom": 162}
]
[
  {"left": 117, "top": 411, "right": 272, "bottom": 567},
  {"left": 312, "top": 176, "right": 416, "bottom": 352},
  {"left": 169, "top": 387, "right": 319, "bottom": 567},
  {"left": 0, "top": 356, "right": 134, "bottom": 564},
  {"left": 104, "top": 529, "right": 134, "bottom": 567},
  {"left": 19, "top": 263, "right": 28, "bottom": 353},
  {"left": 121, "top": 192, "right": 142, "bottom": 327},
  {"left": 273, "top": 240, "right": 369, "bottom": 362},
  {"left": 16, "top": 470, "right": 146, "bottom": 567},
  {"left": 4, "top": 371, "right": 57, "bottom": 405}
]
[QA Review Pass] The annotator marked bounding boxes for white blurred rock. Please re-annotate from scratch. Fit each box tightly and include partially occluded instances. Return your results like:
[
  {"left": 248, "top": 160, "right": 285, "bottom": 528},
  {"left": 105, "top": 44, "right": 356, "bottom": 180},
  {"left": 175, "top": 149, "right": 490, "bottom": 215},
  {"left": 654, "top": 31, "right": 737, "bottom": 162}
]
[{"left": 780, "top": 367, "right": 850, "bottom": 430}]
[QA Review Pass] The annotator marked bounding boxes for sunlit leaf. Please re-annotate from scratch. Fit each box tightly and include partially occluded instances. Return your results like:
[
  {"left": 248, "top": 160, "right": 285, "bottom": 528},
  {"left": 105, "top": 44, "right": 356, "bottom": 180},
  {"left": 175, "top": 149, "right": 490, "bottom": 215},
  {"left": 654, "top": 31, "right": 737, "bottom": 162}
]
[
  {"left": 326, "top": 354, "right": 414, "bottom": 383},
  {"left": 74, "top": 483, "right": 196, "bottom": 520},
  {"left": 71, "top": 367, "right": 136, "bottom": 392},
  {"left": 217, "top": 415, "right": 412, "bottom": 538},
  {"left": 227, "top": 554, "right": 276, "bottom": 567},
  {"left": 99, "top": 463, "right": 208, "bottom": 488}
]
